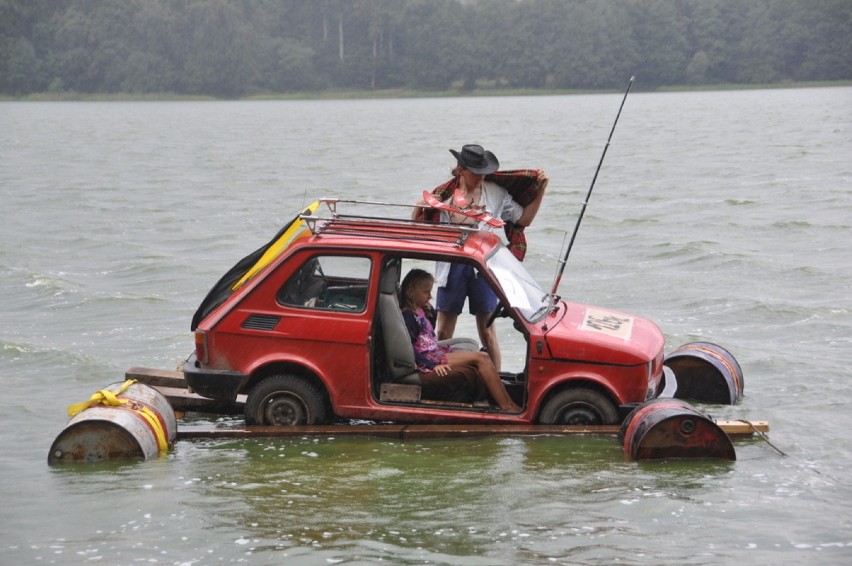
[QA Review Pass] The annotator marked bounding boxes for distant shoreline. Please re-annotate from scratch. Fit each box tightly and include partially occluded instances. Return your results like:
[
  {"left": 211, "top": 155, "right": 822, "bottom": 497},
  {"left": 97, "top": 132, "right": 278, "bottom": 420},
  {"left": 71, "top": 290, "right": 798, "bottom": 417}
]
[{"left": 2, "top": 80, "right": 850, "bottom": 102}]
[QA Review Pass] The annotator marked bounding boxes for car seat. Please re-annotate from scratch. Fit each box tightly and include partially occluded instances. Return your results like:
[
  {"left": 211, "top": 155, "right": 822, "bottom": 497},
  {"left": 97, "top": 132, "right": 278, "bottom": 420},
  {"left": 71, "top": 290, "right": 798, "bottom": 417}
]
[{"left": 377, "top": 260, "right": 421, "bottom": 385}]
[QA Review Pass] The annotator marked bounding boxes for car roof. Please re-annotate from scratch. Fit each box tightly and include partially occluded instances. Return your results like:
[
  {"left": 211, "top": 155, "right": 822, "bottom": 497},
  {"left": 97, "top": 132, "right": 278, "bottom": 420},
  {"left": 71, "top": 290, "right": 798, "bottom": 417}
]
[{"left": 190, "top": 199, "right": 502, "bottom": 330}]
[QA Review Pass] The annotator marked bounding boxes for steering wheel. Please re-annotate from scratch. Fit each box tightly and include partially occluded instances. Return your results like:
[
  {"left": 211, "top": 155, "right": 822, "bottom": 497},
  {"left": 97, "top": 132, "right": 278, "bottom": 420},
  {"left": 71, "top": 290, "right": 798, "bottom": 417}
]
[{"left": 486, "top": 303, "right": 509, "bottom": 328}]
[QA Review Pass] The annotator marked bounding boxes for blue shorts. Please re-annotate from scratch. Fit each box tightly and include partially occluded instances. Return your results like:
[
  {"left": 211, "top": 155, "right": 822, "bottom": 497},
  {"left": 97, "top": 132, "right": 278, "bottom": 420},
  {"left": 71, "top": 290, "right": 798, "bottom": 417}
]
[{"left": 436, "top": 263, "right": 497, "bottom": 315}]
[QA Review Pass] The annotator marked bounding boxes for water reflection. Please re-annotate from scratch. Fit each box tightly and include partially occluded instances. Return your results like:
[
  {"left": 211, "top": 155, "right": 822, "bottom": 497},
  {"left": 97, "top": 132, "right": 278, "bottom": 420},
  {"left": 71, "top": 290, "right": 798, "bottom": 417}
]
[{"left": 167, "top": 434, "right": 739, "bottom": 563}]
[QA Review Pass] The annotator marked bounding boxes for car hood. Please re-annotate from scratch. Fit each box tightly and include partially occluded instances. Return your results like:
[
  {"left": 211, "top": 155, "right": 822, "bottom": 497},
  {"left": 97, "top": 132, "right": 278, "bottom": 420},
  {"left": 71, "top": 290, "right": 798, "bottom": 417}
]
[{"left": 544, "top": 301, "right": 665, "bottom": 366}]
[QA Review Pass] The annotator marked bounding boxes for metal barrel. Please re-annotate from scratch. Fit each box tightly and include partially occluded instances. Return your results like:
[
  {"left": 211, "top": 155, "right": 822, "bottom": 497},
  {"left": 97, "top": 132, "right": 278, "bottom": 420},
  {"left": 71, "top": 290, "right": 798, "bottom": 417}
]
[
  {"left": 664, "top": 341, "right": 744, "bottom": 405},
  {"left": 620, "top": 398, "right": 735, "bottom": 461},
  {"left": 49, "top": 380, "right": 176, "bottom": 464}
]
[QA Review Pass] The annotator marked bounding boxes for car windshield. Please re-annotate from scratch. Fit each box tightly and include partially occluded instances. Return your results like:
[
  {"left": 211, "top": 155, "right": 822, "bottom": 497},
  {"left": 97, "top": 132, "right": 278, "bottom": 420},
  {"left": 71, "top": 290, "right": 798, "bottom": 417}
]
[{"left": 486, "top": 246, "right": 553, "bottom": 323}]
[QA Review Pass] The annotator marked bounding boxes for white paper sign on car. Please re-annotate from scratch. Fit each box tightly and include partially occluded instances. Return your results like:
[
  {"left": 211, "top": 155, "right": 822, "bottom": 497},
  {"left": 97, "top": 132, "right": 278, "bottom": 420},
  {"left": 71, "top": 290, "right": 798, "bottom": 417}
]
[{"left": 580, "top": 308, "right": 634, "bottom": 340}]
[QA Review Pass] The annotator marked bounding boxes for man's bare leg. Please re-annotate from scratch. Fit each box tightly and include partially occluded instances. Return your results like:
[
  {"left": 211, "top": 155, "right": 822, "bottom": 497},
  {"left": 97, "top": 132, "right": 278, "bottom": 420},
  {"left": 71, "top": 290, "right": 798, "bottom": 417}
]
[
  {"left": 436, "top": 310, "right": 458, "bottom": 341},
  {"left": 476, "top": 311, "right": 501, "bottom": 372}
]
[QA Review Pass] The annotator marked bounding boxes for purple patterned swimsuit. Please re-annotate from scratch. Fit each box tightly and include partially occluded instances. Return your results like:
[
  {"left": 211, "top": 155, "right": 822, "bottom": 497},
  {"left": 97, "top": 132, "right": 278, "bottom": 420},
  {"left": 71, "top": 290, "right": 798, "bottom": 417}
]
[{"left": 407, "top": 307, "right": 451, "bottom": 372}]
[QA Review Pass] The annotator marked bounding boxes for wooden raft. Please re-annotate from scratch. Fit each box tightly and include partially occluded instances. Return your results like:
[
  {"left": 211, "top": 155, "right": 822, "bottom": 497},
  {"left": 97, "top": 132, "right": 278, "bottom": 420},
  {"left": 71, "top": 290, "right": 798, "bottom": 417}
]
[
  {"left": 126, "top": 367, "right": 768, "bottom": 441},
  {"left": 176, "top": 421, "right": 768, "bottom": 441}
]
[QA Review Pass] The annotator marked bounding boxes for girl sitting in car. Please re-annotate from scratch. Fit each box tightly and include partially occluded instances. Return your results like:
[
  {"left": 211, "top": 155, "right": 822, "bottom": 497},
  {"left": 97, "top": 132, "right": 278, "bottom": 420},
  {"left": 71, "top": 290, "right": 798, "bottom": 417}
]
[{"left": 399, "top": 268, "right": 521, "bottom": 413}]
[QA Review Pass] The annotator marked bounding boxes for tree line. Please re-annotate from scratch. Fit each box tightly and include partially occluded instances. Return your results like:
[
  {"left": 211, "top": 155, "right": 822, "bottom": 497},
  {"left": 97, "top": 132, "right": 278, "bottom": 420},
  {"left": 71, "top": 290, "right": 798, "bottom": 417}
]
[{"left": 1, "top": 0, "right": 850, "bottom": 97}]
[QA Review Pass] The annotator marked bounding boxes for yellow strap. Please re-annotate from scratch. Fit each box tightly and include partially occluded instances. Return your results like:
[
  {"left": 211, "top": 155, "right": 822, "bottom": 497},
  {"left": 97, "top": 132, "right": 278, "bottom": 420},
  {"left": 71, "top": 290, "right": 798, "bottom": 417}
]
[
  {"left": 134, "top": 405, "right": 170, "bottom": 452},
  {"left": 231, "top": 201, "right": 320, "bottom": 290},
  {"left": 66, "top": 379, "right": 170, "bottom": 453},
  {"left": 67, "top": 379, "right": 137, "bottom": 416}
]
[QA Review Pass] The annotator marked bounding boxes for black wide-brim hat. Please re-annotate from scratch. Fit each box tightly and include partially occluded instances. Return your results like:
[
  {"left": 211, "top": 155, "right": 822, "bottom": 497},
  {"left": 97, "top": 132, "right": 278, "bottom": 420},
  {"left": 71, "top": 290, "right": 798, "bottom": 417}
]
[{"left": 450, "top": 144, "right": 500, "bottom": 175}]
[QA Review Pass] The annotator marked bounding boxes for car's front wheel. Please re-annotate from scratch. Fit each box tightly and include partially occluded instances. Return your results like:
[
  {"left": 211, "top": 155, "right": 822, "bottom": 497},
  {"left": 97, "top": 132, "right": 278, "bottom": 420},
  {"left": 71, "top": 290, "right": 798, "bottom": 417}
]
[
  {"left": 538, "top": 388, "right": 619, "bottom": 425},
  {"left": 244, "top": 374, "right": 330, "bottom": 426}
]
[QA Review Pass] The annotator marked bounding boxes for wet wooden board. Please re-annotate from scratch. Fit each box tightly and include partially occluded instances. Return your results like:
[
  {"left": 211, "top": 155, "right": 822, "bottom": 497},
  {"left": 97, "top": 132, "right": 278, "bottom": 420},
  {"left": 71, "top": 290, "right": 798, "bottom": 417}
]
[
  {"left": 126, "top": 367, "right": 187, "bottom": 389},
  {"left": 153, "top": 386, "right": 244, "bottom": 415},
  {"left": 176, "top": 421, "right": 768, "bottom": 441},
  {"left": 125, "top": 367, "right": 244, "bottom": 415},
  {"left": 713, "top": 420, "right": 770, "bottom": 437},
  {"left": 125, "top": 368, "right": 769, "bottom": 441}
]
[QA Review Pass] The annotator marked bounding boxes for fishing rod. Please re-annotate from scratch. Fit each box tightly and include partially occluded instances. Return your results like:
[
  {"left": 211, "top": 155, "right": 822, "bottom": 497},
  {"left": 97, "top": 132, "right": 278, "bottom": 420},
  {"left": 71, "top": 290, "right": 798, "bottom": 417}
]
[{"left": 550, "top": 76, "right": 635, "bottom": 297}]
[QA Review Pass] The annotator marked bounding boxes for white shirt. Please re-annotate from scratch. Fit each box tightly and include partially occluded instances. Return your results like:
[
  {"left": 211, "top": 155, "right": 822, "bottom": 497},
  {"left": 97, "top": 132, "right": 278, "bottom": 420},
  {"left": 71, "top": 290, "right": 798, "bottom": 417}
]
[{"left": 434, "top": 180, "right": 523, "bottom": 287}]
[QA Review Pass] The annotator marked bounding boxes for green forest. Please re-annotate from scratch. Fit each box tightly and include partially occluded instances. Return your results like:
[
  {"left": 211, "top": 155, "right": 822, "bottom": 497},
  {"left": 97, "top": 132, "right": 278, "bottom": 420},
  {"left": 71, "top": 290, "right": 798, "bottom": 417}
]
[{"left": 1, "top": 0, "right": 850, "bottom": 97}]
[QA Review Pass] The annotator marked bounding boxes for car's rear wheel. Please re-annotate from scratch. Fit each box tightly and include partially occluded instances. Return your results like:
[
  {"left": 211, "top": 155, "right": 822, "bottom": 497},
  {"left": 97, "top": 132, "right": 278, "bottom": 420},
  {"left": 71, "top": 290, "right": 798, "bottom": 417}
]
[
  {"left": 244, "top": 374, "right": 330, "bottom": 426},
  {"left": 538, "top": 388, "right": 619, "bottom": 425}
]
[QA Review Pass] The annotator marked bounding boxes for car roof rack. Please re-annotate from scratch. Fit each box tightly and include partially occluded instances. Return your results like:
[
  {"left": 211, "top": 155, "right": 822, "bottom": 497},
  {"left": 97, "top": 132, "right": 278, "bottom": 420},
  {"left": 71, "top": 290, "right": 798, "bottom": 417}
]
[{"left": 297, "top": 197, "right": 480, "bottom": 247}]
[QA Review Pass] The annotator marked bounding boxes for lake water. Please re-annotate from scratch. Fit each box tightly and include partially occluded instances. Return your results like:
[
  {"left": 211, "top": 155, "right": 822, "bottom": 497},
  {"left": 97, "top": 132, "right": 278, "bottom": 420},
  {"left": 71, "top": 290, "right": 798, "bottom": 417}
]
[{"left": 1, "top": 87, "right": 850, "bottom": 565}]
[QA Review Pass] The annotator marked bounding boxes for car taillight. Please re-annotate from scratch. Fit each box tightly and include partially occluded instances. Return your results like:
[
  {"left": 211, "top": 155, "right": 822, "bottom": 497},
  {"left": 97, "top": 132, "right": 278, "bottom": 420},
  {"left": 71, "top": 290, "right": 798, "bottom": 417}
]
[{"left": 194, "top": 331, "right": 208, "bottom": 364}]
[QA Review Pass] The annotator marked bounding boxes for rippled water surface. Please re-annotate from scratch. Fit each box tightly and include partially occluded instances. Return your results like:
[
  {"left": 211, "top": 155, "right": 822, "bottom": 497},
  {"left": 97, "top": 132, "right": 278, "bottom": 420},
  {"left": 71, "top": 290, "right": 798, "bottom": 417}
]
[{"left": 1, "top": 87, "right": 851, "bottom": 564}]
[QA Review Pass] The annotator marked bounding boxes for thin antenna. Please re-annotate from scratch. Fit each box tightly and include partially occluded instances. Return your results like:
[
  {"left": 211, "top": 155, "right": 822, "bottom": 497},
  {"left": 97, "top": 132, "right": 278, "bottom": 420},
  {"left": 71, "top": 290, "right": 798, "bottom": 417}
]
[{"left": 550, "top": 76, "right": 635, "bottom": 297}]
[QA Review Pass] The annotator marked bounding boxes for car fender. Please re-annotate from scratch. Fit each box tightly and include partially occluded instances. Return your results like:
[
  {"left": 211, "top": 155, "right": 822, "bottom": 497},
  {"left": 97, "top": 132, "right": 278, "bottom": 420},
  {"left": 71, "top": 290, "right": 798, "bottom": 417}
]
[
  {"left": 532, "top": 371, "right": 622, "bottom": 418},
  {"left": 241, "top": 353, "right": 336, "bottom": 407}
]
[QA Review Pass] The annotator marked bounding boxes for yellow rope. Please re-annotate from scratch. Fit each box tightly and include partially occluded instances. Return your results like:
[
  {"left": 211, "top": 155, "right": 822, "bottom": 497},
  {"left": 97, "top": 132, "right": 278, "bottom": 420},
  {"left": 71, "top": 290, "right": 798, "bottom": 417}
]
[
  {"left": 66, "top": 379, "right": 169, "bottom": 453},
  {"left": 67, "top": 379, "right": 137, "bottom": 416},
  {"left": 736, "top": 419, "right": 787, "bottom": 457}
]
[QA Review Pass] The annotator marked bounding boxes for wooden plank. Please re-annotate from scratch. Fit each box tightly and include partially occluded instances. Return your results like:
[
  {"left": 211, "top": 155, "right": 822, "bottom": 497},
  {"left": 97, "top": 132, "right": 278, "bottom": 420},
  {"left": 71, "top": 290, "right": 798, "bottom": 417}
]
[
  {"left": 716, "top": 420, "right": 770, "bottom": 437},
  {"left": 126, "top": 367, "right": 185, "bottom": 388},
  {"left": 400, "top": 424, "right": 621, "bottom": 439},
  {"left": 125, "top": 367, "right": 246, "bottom": 414},
  {"left": 175, "top": 421, "right": 769, "bottom": 440},
  {"left": 152, "top": 386, "right": 242, "bottom": 415},
  {"left": 177, "top": 424, "right": 407, "bottom": 440},
  {"left": 399, "top": 421, "right": 771, "bottom": 439}
]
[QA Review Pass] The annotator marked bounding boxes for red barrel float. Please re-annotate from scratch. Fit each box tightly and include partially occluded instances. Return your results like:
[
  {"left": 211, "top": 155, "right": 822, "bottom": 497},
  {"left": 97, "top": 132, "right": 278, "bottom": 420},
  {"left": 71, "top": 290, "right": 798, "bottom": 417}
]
[
  {"left": 49, "top": 380, "right": 176, "bottom": 464},
  {"left": 664, "top": 342, "right": 744, "bottom": 405},
  {"left": 620, "top": 398, "right": 735, "bottom": 461}
]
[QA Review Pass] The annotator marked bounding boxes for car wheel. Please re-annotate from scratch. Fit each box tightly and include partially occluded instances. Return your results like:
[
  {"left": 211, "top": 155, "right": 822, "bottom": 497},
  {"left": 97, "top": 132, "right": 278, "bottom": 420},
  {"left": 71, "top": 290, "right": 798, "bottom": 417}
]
[
  {"left": 244, "top": 374, "right": 330, "bottom": 426},
  {"left": 538, "top": 388, "right": 619, "bottom": 425}
]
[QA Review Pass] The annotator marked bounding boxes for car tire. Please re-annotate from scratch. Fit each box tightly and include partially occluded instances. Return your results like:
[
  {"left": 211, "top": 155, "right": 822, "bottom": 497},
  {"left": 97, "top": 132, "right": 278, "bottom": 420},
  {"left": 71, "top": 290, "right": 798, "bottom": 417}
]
[
  {"left": 244, "top": 374, "right": 330, "bottom": 426},
  {"left": 538, "top": 388, "right": 619, "bottom": 425}
]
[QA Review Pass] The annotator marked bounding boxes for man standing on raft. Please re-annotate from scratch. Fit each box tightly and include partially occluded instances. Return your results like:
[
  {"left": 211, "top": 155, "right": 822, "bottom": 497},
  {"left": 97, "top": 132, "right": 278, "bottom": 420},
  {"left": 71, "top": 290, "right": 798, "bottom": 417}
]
[{"left": 412, "top": 144, "right": 548, "bottom": 370}]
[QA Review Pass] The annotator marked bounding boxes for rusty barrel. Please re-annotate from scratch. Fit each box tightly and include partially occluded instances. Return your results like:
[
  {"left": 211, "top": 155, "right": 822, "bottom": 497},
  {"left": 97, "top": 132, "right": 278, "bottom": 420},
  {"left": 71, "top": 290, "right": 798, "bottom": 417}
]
[
  {"left": 49, "top": 380, "right": 176, "bottom": 464},
  {"left": 664, "top": 341, "right": 744, "bottom": 405},
  {"left": 620, "top": 398, "right": 735, "bottom": 461}
]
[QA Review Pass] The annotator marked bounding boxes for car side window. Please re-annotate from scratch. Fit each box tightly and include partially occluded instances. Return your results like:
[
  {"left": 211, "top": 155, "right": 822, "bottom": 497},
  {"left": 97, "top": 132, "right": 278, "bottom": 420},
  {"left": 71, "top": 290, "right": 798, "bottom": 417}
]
[{"left": 277, "top": 255, "right": 371, "bottom": 312}]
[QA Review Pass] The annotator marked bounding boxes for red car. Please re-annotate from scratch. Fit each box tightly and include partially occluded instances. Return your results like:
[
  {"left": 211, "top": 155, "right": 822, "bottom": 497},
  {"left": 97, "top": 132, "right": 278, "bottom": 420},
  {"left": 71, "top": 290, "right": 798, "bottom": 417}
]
[{"left": 185, "top": 199, "right": 691, "bottom": 426}]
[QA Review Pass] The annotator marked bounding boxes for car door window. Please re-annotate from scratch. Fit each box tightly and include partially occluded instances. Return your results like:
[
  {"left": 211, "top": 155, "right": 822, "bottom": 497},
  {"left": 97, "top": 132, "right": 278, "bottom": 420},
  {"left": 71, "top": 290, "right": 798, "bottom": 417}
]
[{"left": 277, "top": 255, "right": 371, "bottom": 312}]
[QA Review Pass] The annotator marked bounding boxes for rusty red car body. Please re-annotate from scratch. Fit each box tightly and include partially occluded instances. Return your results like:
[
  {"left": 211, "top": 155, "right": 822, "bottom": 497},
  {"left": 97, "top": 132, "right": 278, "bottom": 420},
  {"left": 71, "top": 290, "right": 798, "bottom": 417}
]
[{"left": 184, "top": 200, "right": 669, "bottom": 426}]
